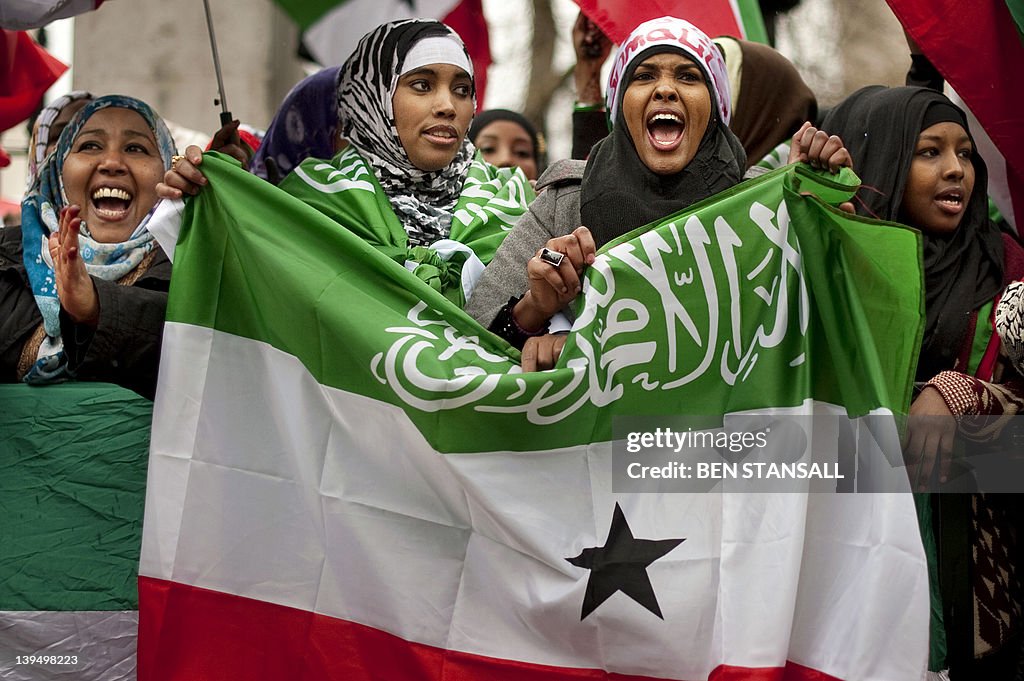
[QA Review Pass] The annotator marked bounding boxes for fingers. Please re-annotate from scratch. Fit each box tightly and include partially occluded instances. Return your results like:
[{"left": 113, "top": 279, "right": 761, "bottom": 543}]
[
  {"left": 522, "top": 337, "right": 538, "bottom": 373},
  {"left": 788, "top": 121, "right": 813, "bottom": 164},
  {"left": 520, "top": 334, "right": 568, "bottom": 372},
  {"left": 828, "top": 147, "right": 853, "bottom": 174},
  {"left": 805, "top": 131, "right": 830, "bottom": 170},
  {"left": 161, "top": 148, "right": 208, "bottom": 198},
  {"left": 210, "top": 120, "right": 241, "bottom": 151},
  {"left": 838, "top": 201, "right": 856, "bottom": 215},
  {"left": 572, "top": 226, "right": 597, "bottom": 266},
  {"left": 528, "top": 251, "right": 577, "bottom": 297}
]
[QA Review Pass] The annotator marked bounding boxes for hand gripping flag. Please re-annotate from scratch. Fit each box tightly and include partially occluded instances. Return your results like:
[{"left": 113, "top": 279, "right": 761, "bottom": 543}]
[{"left": 140, "top": 155, "right": 930, "bottom": 681}]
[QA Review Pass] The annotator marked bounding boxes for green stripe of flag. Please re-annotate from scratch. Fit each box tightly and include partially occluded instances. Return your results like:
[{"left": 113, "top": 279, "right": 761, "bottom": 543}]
[
  {"left": 1008, "top": 0, "right": 1024, "bottom": 40},
  {"left": 0, "top": 383, "right": 151, "bottom": 611},
  {"left": 736, "top": 0, "right": 770, "bottom": 43},
  {"left": 167, "top": 153, "right": 923, "bottom": 454},
  {"left": 272, "top": 0, "right": 344, "bottom": 30}
]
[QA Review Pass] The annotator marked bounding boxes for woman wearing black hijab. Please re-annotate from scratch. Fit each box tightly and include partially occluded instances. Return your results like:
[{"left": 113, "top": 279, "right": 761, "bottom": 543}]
[
  {"left": 469, "top": 109, "right": 543, "bottom": 181},
  {"left": 466, "top": 16, "right": 848, "bottom": 370},
  {"left": 823, "top": 85, "right": 1024, "bottom": 679}
]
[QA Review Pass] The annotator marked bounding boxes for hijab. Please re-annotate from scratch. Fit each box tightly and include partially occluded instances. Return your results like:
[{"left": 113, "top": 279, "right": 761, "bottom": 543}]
[
  {"left": 715, "top": 37, "right": 817, "bottom": 169},
  {"left": 469, "top": 108, "right": 544, "bottom": 170},
  {"left": 336, "top": 19, "right": 476, "bottom": 248},
  {"left": 19, "top": 94, "right": 176, "bottom": 384},
  {"left": 580, "top": 16, "right": 746, "bottom": 250},
  {"left": 821, "top": 86, "right": 1004, "bottom": 380},
  {"left": 26, "top": 90, "right": 94, "bottom": 190},
  {"left": 250, "top": 67, "right": 341, "bottom": 185}
]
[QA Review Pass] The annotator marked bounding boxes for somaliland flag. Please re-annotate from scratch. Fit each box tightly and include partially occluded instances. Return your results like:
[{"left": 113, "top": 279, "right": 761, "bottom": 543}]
[
  {"left": 574, "top": 0, "right": 769, "bottom": 45},
  {"left": 139, "top": 155, "right": 929, "bottom": 680},
  {"left": 0, "top": 383, "right": 150, "bottom": 681},
  {"left": 273, "top": 0, "right": 490, "bottom": 104}
]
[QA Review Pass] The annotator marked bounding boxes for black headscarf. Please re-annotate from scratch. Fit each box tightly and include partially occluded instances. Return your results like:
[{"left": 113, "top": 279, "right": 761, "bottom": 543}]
[
  {"left": 821, "top": 86, "right": 1004, "bottom": 380},
  {"left": 579, "top": 44, "right": 746, "bottom": 251},
  {"left": 469, "top": 109, "right": 543, "bottom": 168}
]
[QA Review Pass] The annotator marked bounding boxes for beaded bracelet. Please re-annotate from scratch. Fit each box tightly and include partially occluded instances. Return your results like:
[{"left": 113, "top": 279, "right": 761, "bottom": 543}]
[{"left": 489, "top": 296, "right": 549, "bottom": 350}]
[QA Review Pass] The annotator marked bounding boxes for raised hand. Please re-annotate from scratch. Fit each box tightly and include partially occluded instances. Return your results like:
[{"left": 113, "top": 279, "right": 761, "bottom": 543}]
[
  {"left": 513, "top": 226, "right": 597, "bottom": 332},
  {"left": 49, "top": 205, "right": 99, "bottom": 326}
]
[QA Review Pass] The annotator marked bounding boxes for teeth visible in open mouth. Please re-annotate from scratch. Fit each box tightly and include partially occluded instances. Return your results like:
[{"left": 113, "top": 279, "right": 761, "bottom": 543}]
[
  {"left": 92, "top": 187, "right": 132, "bottom": 201},
  {"left": 649, "top": 113, "right": 683, "bottom": 125},
  {"left": 427, "top": 129, "right": 455, "bottom": 139}
]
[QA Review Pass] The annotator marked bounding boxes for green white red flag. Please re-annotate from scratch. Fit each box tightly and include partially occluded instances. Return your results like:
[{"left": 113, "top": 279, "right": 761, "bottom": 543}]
[
  {"left": 0, "top": 383, "right": 150, "bottom": 681},
  {"left": 139, "top": 155, "right": 930, "bottom": 680}
]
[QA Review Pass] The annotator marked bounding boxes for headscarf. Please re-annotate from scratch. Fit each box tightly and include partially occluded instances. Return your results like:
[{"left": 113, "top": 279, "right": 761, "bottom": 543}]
[
  {"left": 580, "top": 16, "right": 746, "bottom": 250},
  {"left": 714, "top": 37, "right": 817, "bottom": 169},
  {"left": 19, "top": 94, "right": 176, "bottom": 384},
  {"left": 336, "top": 19, "right": 476, "bottom": 248},
  {"left": 469, "top": 108, "right": 544, "bottom": 169},
  {"left": 26, "top": 90, "right": 94, "bottom": 190},
  {"left": 821, "top": 86, "right": 1004, "bottom": 380},
  {"left": 249, "top": 67, "right": 340, "bottom": 184}
]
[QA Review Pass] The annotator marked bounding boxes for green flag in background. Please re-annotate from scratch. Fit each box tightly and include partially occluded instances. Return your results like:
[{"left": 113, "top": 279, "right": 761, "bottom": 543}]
[{"left": 139, "top": 155, "right": 930, "bottom": 681}]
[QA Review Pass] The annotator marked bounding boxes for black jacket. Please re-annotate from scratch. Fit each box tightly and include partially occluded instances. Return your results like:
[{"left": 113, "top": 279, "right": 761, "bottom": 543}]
[{"left": 0, "top": 224, "right": 170, "bottom": 399}]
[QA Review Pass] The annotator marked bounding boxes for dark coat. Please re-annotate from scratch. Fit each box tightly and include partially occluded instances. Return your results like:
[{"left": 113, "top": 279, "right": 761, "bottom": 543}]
[{"left": 0, "top": 224, "right": 170, "bottom": 399}]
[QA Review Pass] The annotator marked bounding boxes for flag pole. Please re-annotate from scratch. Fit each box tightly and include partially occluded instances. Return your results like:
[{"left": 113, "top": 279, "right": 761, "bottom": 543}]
[{"left": 201, "top": 0, "right": 233, "bottom": 126}]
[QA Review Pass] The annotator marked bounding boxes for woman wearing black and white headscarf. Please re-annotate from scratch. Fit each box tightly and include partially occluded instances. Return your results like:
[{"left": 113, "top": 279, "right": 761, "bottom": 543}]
[{"left": 161, "top": 20, "right": 533, "bottom": 307}]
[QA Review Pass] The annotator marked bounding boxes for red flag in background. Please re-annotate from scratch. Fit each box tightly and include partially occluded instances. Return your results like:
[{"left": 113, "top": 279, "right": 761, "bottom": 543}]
[
  {"left": 0, "top": 30, "right": 67, "bottom": 132},
  {"left": 886, "top": 0, "right": 1024, "bottom": 232},
  {"left": 572, "top": 0, "right": 768, "bottom": 44}
]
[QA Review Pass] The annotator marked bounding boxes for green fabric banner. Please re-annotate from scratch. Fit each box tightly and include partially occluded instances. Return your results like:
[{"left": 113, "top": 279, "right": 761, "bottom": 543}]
[
  {"left": 169, "top": 156, "right": 924, "bottom": 454},
  {"left": 0, "top": 383, "right": 151, "bottom": 611}
]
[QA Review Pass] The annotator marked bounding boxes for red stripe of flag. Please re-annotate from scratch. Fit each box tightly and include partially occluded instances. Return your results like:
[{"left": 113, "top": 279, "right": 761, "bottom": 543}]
[
  {"left": 138, "top": 576, "right": 845, "bottom": 681},
  {"left": 442, "top": 0, "right": 490, "bottom": 110},
  {"left": 572, "top": 0, "right": 743, "bottom": 45}
]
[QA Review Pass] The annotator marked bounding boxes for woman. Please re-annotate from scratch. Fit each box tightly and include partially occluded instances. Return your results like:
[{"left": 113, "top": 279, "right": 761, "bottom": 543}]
[
  {"left": 26, "top": 90, "right": 94, "bottom": 190},
  {"left": 466, "top": 16, "right": 847, "bottom": 369},
  {"left": 249, "top": 66, "right": 343, "bottom": 185},
  {"left": 0, "top": 95, "right": 176, "bottom": 398},
  {"left": 469, "top": 109, "right": 543, "bottom": 181},
  {"left": 568, "top": 11, "right": 817, "bottom": 170},
  {"left": 822, "top": 85, "right": 1024, "bottom": 679},
  {"left": 161, "top": 20, "right": 533, "bottom": 307}
]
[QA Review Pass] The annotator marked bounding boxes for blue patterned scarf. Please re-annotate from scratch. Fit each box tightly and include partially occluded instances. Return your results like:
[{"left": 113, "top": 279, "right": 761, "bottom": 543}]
[{"left": 19, "top": 94, "right": 176, "bottom": 384}]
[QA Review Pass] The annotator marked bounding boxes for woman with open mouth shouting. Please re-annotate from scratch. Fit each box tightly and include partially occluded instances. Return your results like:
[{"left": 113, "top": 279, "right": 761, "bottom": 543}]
[
  {"left": 1, "top": 95, "right": 176, "bottom": 398},
  {"left": 465, "top": 16, "right": 850, "bottom": 371},
  {"left": 161, "top": 20, "right": 533, "bottom": 308}
]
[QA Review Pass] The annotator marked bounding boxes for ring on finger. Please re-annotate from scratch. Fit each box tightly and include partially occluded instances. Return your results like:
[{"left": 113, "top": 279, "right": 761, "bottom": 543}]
[
  {"left": 539, "top": 247, "right": 565, "bottom": 268},
  {"left": 171, "top": 154, "right": 185, "bottom": 171}
]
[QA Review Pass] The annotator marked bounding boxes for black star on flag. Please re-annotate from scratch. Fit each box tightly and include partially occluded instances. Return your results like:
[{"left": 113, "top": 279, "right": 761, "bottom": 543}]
[{"left": 566, "top": 503, "right": 686, "bottom": 620}]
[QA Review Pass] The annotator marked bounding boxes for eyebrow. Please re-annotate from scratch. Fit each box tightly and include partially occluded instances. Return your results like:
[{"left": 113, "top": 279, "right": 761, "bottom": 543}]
[
  {"left": 918, "top": 133, "right": 971, "bottom": 144},
  {"left": 402, "top": 66, "right": 471, "bottom": 80},
  {"left": 76, "top": 128, "right": 154, "bottom": 142},
  {"left": 477, "top": 133, "right": 532, "bottom": 144},
  {"left": 637, "top": 58, "right": 699, "bottom": 69}
]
